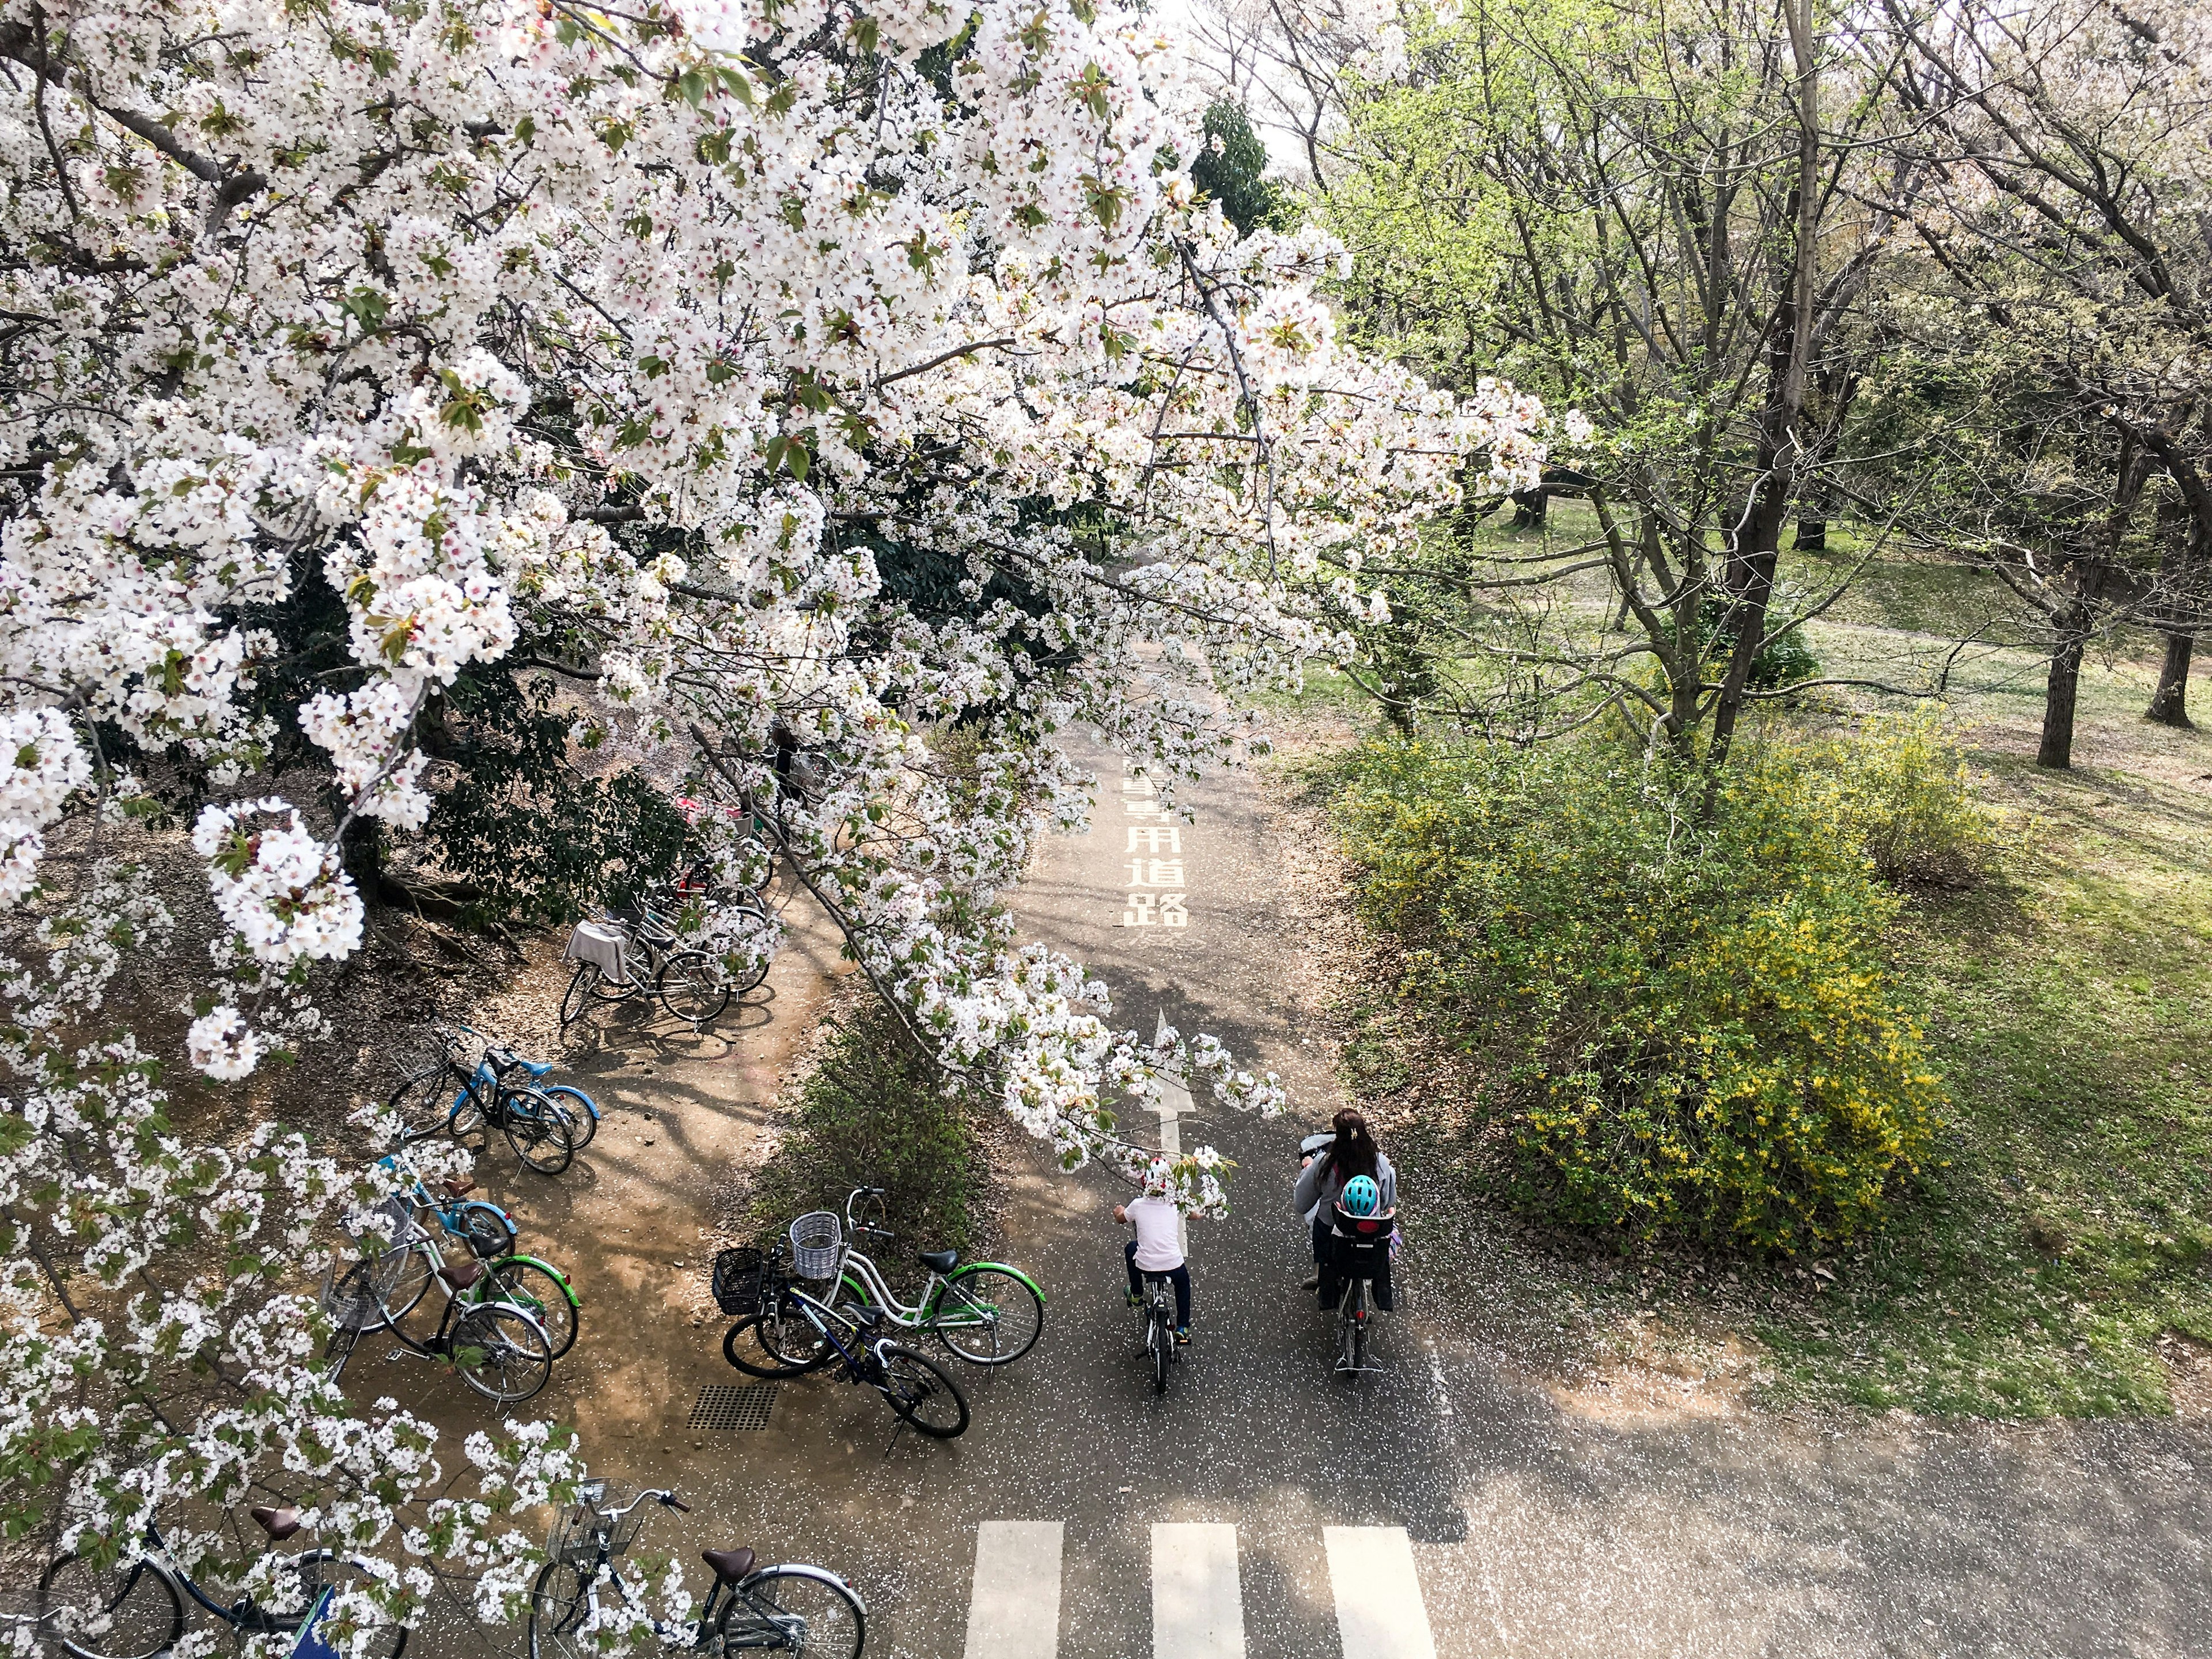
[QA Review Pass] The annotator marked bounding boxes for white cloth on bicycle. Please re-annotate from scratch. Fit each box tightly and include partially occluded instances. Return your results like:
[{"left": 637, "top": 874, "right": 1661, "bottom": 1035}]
[
  {"left": 565, "top": 920, "right": 629, "bottom": 978},
  {"left": 1126, "top": 1196, "right": 1184, "bottom": 1272}
]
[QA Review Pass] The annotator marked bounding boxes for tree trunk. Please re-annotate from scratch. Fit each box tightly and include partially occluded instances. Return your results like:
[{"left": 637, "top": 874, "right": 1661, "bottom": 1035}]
[
  {"left": 1512, "top": 486, "right": 1548, "bottom": 529},
  {"left": 2147, "top": 630, "right": 2195, "bottom": 728},
  {"left": 2038, "top": 621, "right": 2086, "bottom": 768},
  {"left": 1792, "top": 515, "right": 1827, "bottom": 552}
]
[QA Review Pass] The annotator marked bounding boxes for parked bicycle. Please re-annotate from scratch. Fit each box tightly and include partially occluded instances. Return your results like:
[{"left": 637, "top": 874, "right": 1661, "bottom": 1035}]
[
  {"left": 320, "top": 1199, "right": 557, "bottom": 1402},
  {"left": 36, "top": 1507, "right": 406, "bottom": 1659},
  {"left": 378, "top": 1156, "right": 582, "bottom": 1358},
  {"left": 528, "top": 1482, "right": 863, "bottom": 1659},
  {"left": 387, "top": 1025, "right": 578, "bottom": 1174},
  {"left": 560, "top": 900, "right": 737, "bottom": 1029},
  {"left": 716, "top": 1214, "right": 969, "bottom": 1440},
  {"left": 804, "top": 1188, "right": 1045, "bottom": 1365}
]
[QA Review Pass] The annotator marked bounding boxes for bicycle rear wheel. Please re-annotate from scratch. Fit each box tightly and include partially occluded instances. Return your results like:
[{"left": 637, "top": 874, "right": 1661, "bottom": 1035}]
[
  {"left": 502, "top": 1089, "right": 575, "bottom": 1175},
  {"left": 528, "top": 1560, "right": 594, "bottom": 1659},
  {"left": 720, "top": 1567, "right": 865, "bottom": 1659},
  {"left": 930, "top": 1266, "right": 1044, "bottom": 1365},
  {"left": 536, "top": 1083, "right": 599, "bottom": 1151},
  {"left": 290, "top": 1554, "right": 409, "bottom": 1658},
  {"left": 450, "top": 1301, "right": 554, "bottom": 1403},
  {"left": 484, "top": 1257, "right": 579, "bottom": 1358},
  {"left": 876, "top": 1343, "right": 969, "bottom": 1438},
  {"left": 1151, "top": 1312, "right": 1170, "bottom": 1395},
  {"left": 37, "top": 1555, "right": 184, "bottom": 1659}
]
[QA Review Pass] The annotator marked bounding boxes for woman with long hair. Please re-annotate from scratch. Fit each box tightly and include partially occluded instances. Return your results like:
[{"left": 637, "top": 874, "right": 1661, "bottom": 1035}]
[{"left": 1291, "top": 1108, "right": 1397, "bottom": 1310}]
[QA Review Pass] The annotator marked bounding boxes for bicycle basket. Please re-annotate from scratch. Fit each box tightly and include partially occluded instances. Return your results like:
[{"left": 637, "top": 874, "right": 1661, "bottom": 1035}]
[
  {"left": 318, "top": 1263, "right": 384, "bottom": 1333},
  {"left": 787, "top": 1211, "right": 842, "bottom": 1279},
  {"left": 713, "top": 1246, "right": 784, "bottom": 1315}
]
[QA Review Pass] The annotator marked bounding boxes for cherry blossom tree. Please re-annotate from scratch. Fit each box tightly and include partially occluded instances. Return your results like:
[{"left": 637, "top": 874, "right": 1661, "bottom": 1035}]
[{"left": 0, "top": 0, "right": 1540, "bottom": 1646}]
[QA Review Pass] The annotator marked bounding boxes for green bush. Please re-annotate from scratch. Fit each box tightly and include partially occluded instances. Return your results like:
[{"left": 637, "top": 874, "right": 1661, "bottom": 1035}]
[
  {"left": 1335, "top": 738, "right": 1942, "bottom": 1252},
  {"left": 1813, "top": 709, "right": 1993, "bottom": 888},
  {"left": 748, "top": 1002, "right": 987, "bottom": 1257}
]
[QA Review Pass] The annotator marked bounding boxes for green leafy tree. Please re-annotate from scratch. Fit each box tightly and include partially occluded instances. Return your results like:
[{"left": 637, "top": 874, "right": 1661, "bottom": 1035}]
[{"left": 1191, "top": 102, "right": 1288, "bottom": 237}]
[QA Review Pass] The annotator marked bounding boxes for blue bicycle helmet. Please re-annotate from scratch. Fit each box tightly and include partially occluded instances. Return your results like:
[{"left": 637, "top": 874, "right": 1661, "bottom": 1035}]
[{"left": 1340, "top": 1174, "right": 1380, "bottom": 1217}]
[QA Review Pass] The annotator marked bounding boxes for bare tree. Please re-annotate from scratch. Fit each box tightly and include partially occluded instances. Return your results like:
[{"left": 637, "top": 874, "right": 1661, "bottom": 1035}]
[
  {"left": 1316, "top": 0, "right": 1919, "bottom": 762},
  {"left": 1882, "top": 0, "right": 2212, "bottom": 751}
]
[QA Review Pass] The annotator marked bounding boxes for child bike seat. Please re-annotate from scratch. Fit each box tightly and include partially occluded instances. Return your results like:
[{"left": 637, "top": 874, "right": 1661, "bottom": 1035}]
[
  {"left": 443, "top": 1176, "right": 475, "bottom": 1196},
  {"left": 701, "top": 1548, "right": 756, "bottom": 1582},
  {"left": 918, "top": 1249, "right": 959, "bottom": 1273},
  {"left": 249, "top": 1505, "right": 302, "bottom": 1542},
  {"left": 438, "top": 1259, "right": 484, "bottom": 1290}
]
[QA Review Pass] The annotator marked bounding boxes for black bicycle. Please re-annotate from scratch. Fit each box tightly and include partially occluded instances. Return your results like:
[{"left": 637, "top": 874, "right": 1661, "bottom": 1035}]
[
  {"left": 386, "top": 1025, "right": 578, "bottom": 1175},
  {"left": 37, "top": 1509, "right": 406, "bottom": 1659},
  {"left": 529, "top": 1483, "right": 863, "bottom": 1659},
  {"left": 1135, "top": 1268, "right": 1180, "bottom": 1395},
  {"left": 718, "top": 1233, "right": 969, "bottom": 1440}
]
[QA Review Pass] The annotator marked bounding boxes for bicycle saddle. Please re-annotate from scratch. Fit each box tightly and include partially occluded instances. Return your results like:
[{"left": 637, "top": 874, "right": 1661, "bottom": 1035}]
[
  {"left": 443, "top": 1176, "right": 476, "bottom": 1196},
  {"left": 249, "top": 1505, "right": 302, "bottom": 1543},
  {"left": 846, "top": 1304, "right": 884, "bottom": 1328},
  {"left": 701, "top": 1547, "right": 756, "bottom": 1583},
  {"left": 438, "top": 1259, "right": 484, "bottom": 1290},
  {"left": 918, "top": 1249, "right": 959, "bottom": 1274}
]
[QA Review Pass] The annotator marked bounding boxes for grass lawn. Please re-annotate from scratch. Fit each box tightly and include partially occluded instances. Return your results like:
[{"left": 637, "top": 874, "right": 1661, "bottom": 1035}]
[{"left": 1272, "top": 533, "right": 2212, "bottom": 1415}]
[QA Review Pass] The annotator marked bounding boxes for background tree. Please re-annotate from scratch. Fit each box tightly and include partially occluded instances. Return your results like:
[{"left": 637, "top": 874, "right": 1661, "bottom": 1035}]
[
  {"left": 1874, "top": 0, "right": 2212, "bottom": 756},
  {"left": 1318, "top": 0, "right": 1918, "bottom": 760}
]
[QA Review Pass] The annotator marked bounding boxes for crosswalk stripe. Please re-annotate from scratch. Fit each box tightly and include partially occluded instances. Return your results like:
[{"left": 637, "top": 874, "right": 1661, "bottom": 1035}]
[
  {"left": 1152, "top": 1522, "right": 1244, "bottom": 1659},
  {"left": 1323, "top": 1527, "right": 1436, "bottom": 1659},
  {"left": 964, "top": 1521, "right": 1063, "bottom": 1659}
]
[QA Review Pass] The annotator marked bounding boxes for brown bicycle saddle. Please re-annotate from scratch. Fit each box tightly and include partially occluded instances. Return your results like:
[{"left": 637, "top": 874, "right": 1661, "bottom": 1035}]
[
  {"left": 250, "top": 1505, "right": 302, "bottom": 1543},
  {"left": 700, "top": 1547, "right": 756, "bottom": 1582}
]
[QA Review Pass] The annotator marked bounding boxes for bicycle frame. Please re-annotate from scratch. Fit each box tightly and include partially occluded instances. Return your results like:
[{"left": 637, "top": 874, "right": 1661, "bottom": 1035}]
[{"left": 129, "top": 1522, "right": 328, "bottom": 1635}]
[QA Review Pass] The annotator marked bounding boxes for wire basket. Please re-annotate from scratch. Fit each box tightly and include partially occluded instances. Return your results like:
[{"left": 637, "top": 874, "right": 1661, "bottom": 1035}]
[
  {"left": 711, "top": 1246, "right": 766, "bottom": 1315},
  {"left": 318, "top": 1263, "right": 385, "bottom": 1333},
  {"left": 546, "top": 1488, "right": 645, "bottom": 1565},
  {"left": 787, "top": 1211, "right": 841, "bottom": 1279}
]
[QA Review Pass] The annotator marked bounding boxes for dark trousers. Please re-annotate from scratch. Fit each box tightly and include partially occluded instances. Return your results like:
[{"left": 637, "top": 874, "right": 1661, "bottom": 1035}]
[
  {"left": 1312, "top": 1216, "right": 1394, "bottom": 1312},
  {"left": 1126, "top": 1240, "right": 1191, "bottom": 1327}
]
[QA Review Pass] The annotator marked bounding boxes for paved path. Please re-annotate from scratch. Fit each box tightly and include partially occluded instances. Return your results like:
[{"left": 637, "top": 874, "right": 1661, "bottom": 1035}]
[{"left": 421, "top": 738, "right": 2212, "bottom": 1659}]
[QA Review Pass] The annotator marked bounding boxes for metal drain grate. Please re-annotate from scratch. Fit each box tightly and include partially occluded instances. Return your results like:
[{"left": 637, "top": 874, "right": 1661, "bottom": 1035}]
[{"left": 689, "top": 1382, "right": 778, "bottom": 1431}]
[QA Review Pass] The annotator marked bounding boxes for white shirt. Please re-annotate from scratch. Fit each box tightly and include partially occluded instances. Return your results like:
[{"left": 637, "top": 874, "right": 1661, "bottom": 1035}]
[{"left": 1126, "top": 1196, "right": 1184, "bottom": 1272}]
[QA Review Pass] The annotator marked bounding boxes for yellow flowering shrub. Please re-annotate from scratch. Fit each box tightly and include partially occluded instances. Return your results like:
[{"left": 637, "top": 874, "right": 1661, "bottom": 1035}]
[{"left": 1337, "top": 740, "right": 1943, "bottom": 1253}]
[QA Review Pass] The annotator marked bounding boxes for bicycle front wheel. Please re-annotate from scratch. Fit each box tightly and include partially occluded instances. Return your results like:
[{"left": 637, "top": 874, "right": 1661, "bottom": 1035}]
[
  {"left": 930, "top": 1266, "right": 1044, "bottom": 1365},
  {"left": 528, "top": 1560, "right": 595, "bottom": 1659},
  {"left": 385, "top": 1065, "right": 455, "bottom": 1143},
  {"left": 290, "top": 1555, "right": 409, "bottom": 1658},
  {"left": 369, "top": 1241, "right": 436, "bottom": 1323},
  {"left": 721, "top": 1566, "right": 866, "bottom": 1659},
  {"left": 450, "top": 1301, "right": 554, "bottom": 1403},
  {"left": 502, "top": 1090, "right": 575, "bottom": 1175},
  {"left": 37, "top": 1555, "right": 184, "bottom": 1659},
  {"left": 876, "top": 1343, "right": 969, "bottom": 1438},
  {"left": 657, "top": 949, "right": 733, "bottom": 1025},
  {"left": 485, "top": 1257, "right": 579, "bottom": 1358},
  {"left": 723, "top": 1310, "right": 829, "bottom": 1377}
]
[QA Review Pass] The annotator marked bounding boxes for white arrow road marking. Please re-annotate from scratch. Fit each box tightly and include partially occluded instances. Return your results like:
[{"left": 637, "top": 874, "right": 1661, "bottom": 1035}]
[
  {"left": 963, "top": 1521, "right": 1063, "bottom": 1659},
  {"left": 1323, "top": 1527, "right": 1437, "bottom": 1659},
  {"left": 1152, "top": 1522, "right": 1245, "bottom": 1659}
]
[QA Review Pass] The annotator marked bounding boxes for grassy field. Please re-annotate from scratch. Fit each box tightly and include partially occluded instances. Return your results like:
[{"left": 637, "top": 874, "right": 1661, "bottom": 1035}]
[{"left": 1284, "top": 521, "right": 2212, "bottom": 1416}]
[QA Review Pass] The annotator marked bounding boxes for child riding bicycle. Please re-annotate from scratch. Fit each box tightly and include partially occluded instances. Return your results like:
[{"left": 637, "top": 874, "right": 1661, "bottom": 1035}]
[{"left": 1114, "top": 1161, "right": 1191, "bottom": 1344}]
